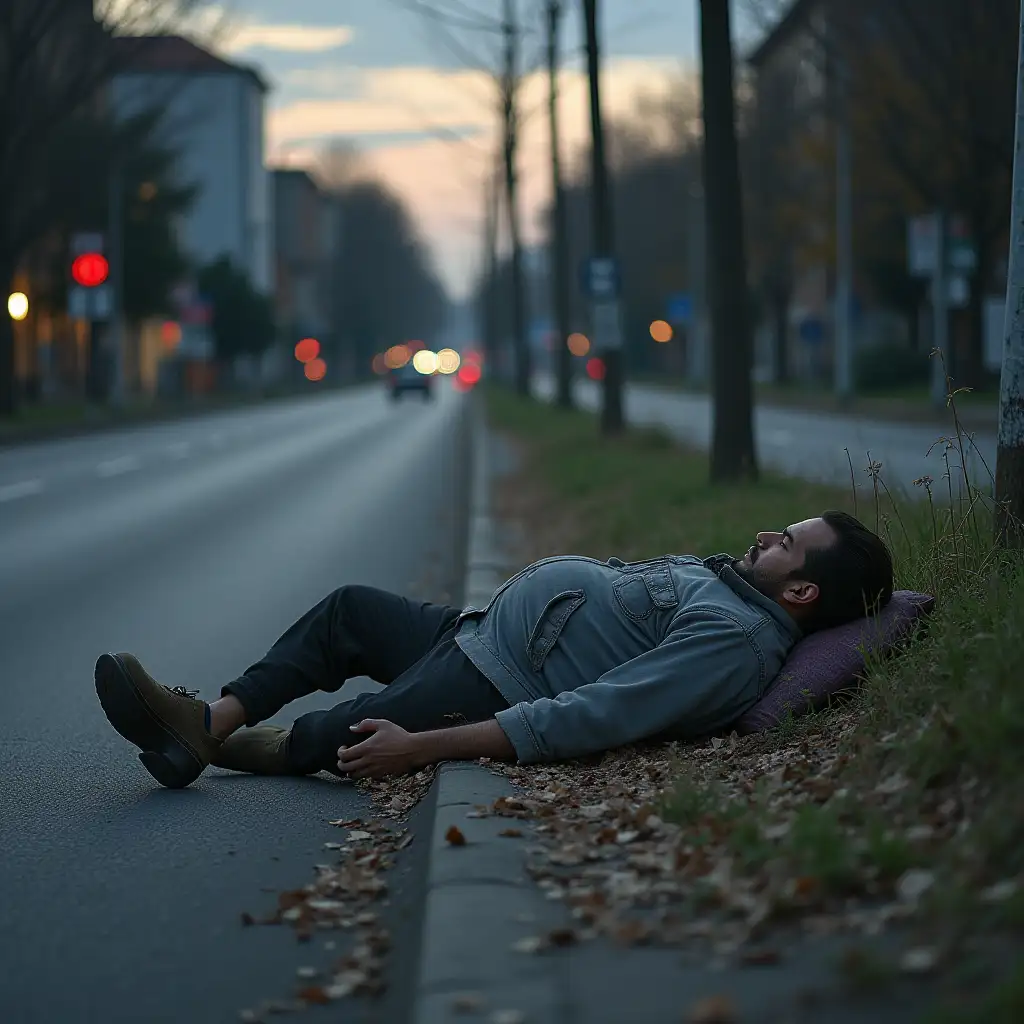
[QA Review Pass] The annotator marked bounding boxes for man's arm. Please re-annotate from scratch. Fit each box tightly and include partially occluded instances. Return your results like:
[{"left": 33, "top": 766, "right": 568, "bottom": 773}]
[
  {"left": 336, "top": 718, "right": 514, "bottom": 779},
  {"left": 495, "top": 612, "right": 763, "bottom": 765}
]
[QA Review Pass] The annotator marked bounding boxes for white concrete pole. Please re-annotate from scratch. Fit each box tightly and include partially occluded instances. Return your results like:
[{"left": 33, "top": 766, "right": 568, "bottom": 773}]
[{"left": 995, "top": 2, "right": 1024, "bottom": 544}]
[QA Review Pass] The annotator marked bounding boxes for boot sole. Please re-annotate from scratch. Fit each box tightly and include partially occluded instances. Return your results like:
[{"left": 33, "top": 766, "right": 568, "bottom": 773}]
[{"left": 95, "top": 653, "right": 204, "bottom": 789}]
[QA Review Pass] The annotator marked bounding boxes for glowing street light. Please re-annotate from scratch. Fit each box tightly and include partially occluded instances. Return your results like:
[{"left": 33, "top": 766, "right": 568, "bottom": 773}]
[
  {"left": 649, "top": 319, "right": 673, "bottom": 343},
  {"left": 7, "top": 292, "right": 28, "bottom": 321}
]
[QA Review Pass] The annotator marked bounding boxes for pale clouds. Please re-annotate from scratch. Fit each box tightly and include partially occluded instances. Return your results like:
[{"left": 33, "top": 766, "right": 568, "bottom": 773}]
[
  {"left": 267, "top": 59, "right": 687, "bottom": 296},
  {"left": 220, "top": 23, "right": 354, "bottom": 55}
]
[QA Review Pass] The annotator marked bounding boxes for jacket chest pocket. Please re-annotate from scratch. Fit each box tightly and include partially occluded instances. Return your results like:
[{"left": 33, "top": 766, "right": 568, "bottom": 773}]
[
  {"left": 526, "top": 589, "right": 586, "bottom": 671},
  {"left": 613, "top": 565, "right": 679, "bottom": 621}
]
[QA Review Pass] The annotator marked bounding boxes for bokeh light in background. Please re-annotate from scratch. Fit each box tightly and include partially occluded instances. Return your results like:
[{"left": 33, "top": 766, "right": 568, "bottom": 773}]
[
  {"left": 161, "top": 320, "right": 182, "bottom": 351},
  {"left": 586, "top": 356, "right": 606, "bottom": 381},
  {"left": 7, "top": 292, "right": 29, "bottom": 321},
  {"left": 371, "top": 352, "right": 388, "bottom": 375},
  {"left": 407, "top": 339, "right": 426, "bottom": 353},
  {"left": 567, "top": 332, "right": 590, "bottom": 357},
  {"left": 304, "top": 357, "right": 327, "bottom": 381},
  {"left": 412, "top": 349, "right": 438, "bottom": 374},
  {"left": 458, "top": 361, "right": 481, "bottom": 385},
  {"left": 649, "top": 319, "right": 673, "bottom": 343},
  {"left": 436, "top": 348, "right": 461, "bottom": 374},
  {"left": 385, "top": 344, "right": 411, "bottom": 369},
  {"left": 294, "top": 337, "right": 320, "bottom": 363}
]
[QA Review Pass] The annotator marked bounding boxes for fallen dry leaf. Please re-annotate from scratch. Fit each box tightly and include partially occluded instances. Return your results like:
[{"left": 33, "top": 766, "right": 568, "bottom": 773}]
[
  {"left": 499, "top": 828, "right": 524, "bottom": 838},
  {"left": 490, "top": 1011, "right": 526, "bottom": 1024},
  {"left": 687, "top": 994, "right": 737, "bottom": 1023},
  {"left": 445, "top": 825, "right": 467, "bottom": 846},
  {"left": 900, "top": 947, "right": 939, "bottom": 974},
  {"left": 451, "top": 991, "right": 487, "bottom": 1013},
  {"left": 297, "top": 985, "right": 331, "bottom": 1006}
]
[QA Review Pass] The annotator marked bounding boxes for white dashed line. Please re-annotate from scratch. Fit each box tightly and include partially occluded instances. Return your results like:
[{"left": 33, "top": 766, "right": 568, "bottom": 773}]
[
  {"left": 0, "top": 479, "right": 43, "bottom": 503},
  {"left": 166, "top": 441, "right": 192, "bottom": 459},
  {"left": 97, "top": 456, "right": 142, "bottom": 478}
]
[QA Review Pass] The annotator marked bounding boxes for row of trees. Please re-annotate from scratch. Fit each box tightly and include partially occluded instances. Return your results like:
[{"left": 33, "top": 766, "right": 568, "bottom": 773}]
[
  {"left": 746, "top": 0, "right": 1020, "bottom": 390},
  {"left": 1, "top": 2, "right": 448, "bottom": 411}
]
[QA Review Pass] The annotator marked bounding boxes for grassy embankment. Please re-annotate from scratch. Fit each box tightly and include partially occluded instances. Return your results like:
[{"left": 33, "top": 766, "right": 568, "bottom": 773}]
[{"left": 486, "top": 385, "right": 1023, "bottom": 1021}]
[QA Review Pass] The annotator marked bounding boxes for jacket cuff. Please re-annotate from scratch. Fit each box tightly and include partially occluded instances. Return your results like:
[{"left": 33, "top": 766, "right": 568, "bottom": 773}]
[{"left": 495, "top": 704, "right": 546, "bottom": 764}]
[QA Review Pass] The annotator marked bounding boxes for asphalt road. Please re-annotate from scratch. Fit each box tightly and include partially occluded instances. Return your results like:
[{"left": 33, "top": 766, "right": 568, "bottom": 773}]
[
  {"left": 536, "top": 376, "right": 998, "bottom": 494},
  {"left": 0, "top": 383, "right": 470, "bottom": 1024}
]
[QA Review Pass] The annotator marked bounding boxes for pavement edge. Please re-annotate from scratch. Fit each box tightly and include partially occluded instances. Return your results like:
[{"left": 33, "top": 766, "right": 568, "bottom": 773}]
[{"left": 410, "top": 392, "right": 563, "bottom": 1024}]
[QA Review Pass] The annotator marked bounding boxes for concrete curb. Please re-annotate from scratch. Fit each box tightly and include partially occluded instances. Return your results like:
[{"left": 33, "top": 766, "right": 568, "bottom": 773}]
[{"left": 411, "top": 393, "right": 564, "bottom": 1024}]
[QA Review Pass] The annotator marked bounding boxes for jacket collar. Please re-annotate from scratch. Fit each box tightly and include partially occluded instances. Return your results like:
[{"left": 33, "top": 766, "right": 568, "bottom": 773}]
[{"left": 702, "top": 554, "right": 804, "bottom": 643}]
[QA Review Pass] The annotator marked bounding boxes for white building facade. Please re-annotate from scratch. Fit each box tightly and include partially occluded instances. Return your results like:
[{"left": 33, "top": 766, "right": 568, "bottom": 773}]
[{"left": 110, "top": 37, "right": 273, "bottom": 296}]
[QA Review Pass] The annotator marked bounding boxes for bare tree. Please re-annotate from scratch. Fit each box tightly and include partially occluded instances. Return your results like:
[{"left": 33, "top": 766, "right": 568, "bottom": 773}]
[
  {"left": 699, "top": 0, "right": 758, "bottom": 481},
  {"left": 0, "top": 0, "right": 220, "bottom": 415},
  {"left": 387, "top": 0, "right": 535, "bottom": 395}
]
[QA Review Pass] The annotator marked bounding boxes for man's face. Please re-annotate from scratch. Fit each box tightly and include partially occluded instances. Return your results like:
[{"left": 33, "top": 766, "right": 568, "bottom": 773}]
[{"left": 733, "top": 517, "right": 838, "bottom": 613}]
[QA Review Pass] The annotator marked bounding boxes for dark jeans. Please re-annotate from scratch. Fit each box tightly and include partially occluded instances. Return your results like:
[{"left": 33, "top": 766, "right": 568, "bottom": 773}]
[{"left": 222, "top": 585, "right": 509, "bottom": 775}]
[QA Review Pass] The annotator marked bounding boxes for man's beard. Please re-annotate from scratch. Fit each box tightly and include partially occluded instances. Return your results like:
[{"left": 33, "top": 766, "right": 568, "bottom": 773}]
[{"left": 732, "top": 555, "right": 788, "bottom": 601}]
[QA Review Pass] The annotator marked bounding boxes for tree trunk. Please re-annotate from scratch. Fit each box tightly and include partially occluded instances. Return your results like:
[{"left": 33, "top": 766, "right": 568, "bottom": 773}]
[
  {"left": 699, "top": 0, "right": 758, "bottom": 482},
  {"left": 503, "top": 0, "right": 531, "bottom": 398},
  {"left": 961, "top": 257, "right": 987, "bottom": 391},
  {"left": 0, "top": 254, "right": 17, "bottom": 416},
  {"left": 771, "top": 287, "right": 790, "bottom": 384},
  {"left": 547, "top": 0, "right": 573, "bottom": 410}
]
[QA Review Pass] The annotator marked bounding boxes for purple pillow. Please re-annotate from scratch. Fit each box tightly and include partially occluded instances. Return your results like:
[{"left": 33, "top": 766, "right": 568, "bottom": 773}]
[{"left": 734, "top": 590, "right": 936, "bottom": 734}]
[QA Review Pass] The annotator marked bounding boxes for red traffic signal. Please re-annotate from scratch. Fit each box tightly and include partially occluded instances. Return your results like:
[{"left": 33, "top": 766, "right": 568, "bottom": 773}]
[{"left": 72, "top": 252, "right": 109, "bottom": 288}]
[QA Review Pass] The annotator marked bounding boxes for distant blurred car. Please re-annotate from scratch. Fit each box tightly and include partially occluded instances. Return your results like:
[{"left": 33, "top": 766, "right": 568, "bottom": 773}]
[{"left": 387, "top": 362, "right": 433, "bottom": 401}]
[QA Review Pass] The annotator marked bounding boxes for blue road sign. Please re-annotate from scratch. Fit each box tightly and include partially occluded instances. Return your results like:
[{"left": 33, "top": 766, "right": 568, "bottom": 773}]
[
  {"left": 666, "top": 293, "right": 693, "bottom": 324},
  {"left": 581, "top": 257, "right": 620, "bottom": 299}
]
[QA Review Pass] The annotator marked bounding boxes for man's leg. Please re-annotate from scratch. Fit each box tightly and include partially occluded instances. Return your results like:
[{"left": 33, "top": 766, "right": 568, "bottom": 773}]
[
  {"left": 216, "top": 585, "right": 460, "bottom": 728},
  {"left": 287, "top": 628, "right": 508, "bottom": 775},
  {"left": 95, "top": 585, "right": 459, "bottom": 788}
]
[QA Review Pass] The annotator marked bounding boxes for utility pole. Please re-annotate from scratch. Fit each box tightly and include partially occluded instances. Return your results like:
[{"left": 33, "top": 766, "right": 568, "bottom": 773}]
[
  {"left": 546, "top": 0, "right": 573, "bottom": 409},
  {"left": 834, "top": 47, "right": 854, "bottom": 402},
  {"left": 482, "top": 154, "right": 503, "bottom": 376},
  {"left": 995, "top": 0, "right": 1024, "bottom": 547},
  {"left": 582, "top": 0, "right": 624, "bottom": 434},
  {"left": 687, "top": 182, "right": 707, "bottom": 385},
  {"left": 108, "top": 155, "right": 125, "bottom": 406},
  {"left": 930, "top": 210, "right": 950, "bottom": 409},
  {"left": 501, "top": 0, "right": 531, "bottom": 397}
]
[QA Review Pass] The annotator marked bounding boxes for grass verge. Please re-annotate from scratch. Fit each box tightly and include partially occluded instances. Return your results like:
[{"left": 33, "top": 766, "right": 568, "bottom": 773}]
[{"left": 486, "top": 384, "right": 1024, "bottom": 1021}]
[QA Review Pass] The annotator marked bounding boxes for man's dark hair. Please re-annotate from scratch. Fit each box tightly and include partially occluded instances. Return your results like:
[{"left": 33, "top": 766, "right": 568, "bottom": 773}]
[{"left": 795, "top": 510, "right": 894, "bottom": 632}]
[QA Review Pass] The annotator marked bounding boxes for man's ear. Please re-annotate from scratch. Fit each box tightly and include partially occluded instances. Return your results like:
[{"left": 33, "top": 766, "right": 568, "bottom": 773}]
[{"left": 780, "top": 579, "right": 819, "bottom": 607}]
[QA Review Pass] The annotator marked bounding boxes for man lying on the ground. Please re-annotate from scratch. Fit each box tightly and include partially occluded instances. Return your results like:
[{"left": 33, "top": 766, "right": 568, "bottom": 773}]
[{"left": 95, "top": 510, "right": 893, "bottom": 789}]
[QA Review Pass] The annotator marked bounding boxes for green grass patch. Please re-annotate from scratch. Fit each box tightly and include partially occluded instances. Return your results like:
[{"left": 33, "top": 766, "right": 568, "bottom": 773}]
[
  {"left": 487, "top": 383, "right": 1024, "bottom": 1012},
  {"left": 485, "top": 386, "right": 854, "bottom": 559}
]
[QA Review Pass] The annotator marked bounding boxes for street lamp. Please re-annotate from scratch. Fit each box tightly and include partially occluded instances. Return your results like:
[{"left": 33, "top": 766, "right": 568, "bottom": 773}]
[{"left": 7, "top": 292, "right": 28, "bottom": 321}]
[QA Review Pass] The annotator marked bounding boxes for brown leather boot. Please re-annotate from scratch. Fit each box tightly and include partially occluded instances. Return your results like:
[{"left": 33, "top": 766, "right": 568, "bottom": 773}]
[
  {"left": 95, "top": 653, "right": 222, "bottom": 789},
  {"left": 210, "top": 726, "right": 311, "bottom": 775}
]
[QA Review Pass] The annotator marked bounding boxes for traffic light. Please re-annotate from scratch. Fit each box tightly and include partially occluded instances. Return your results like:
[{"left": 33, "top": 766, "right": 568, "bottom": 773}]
[
  {"left": 68, "top": 233, "right": 112, "bottom": 320},
  {"left": 71, "top": 252, "right": 109, "bottom": 288}
]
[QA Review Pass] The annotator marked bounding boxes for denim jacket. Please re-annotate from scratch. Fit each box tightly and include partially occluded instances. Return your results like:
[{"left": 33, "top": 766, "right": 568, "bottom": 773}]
[{"left": 455, "top": 553, "right": 802, "bottom": 764}]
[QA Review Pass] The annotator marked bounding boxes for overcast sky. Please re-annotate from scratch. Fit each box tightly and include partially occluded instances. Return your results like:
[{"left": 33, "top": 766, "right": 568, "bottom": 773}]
[{"left": 210, "top": 1, "right": 762, "bottom": 299}]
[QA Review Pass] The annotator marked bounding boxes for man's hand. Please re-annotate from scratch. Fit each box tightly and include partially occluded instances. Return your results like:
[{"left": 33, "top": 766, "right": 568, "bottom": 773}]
[
  {"left": 337, "top": 717, "right": 516, "bottom": 779},
  {"left": 337, "top": 720, "right": 424, "bottom": 780}
]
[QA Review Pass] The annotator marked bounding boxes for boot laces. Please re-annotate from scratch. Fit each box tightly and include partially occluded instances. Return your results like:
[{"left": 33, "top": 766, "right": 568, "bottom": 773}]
[{"left": 169, "top": 685, "right": 200, "bottom": 699}]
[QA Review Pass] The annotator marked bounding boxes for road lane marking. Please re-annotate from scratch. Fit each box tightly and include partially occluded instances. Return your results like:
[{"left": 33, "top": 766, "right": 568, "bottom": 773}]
[
  {"left": 166, "top": 441, "right": 191, "bottom": 459},
  {"left": 0, "top": 479, "right": 43, "bottom": 503},
  {"left": 97, "top": 456, "right": 141, "bottom": 478}
]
